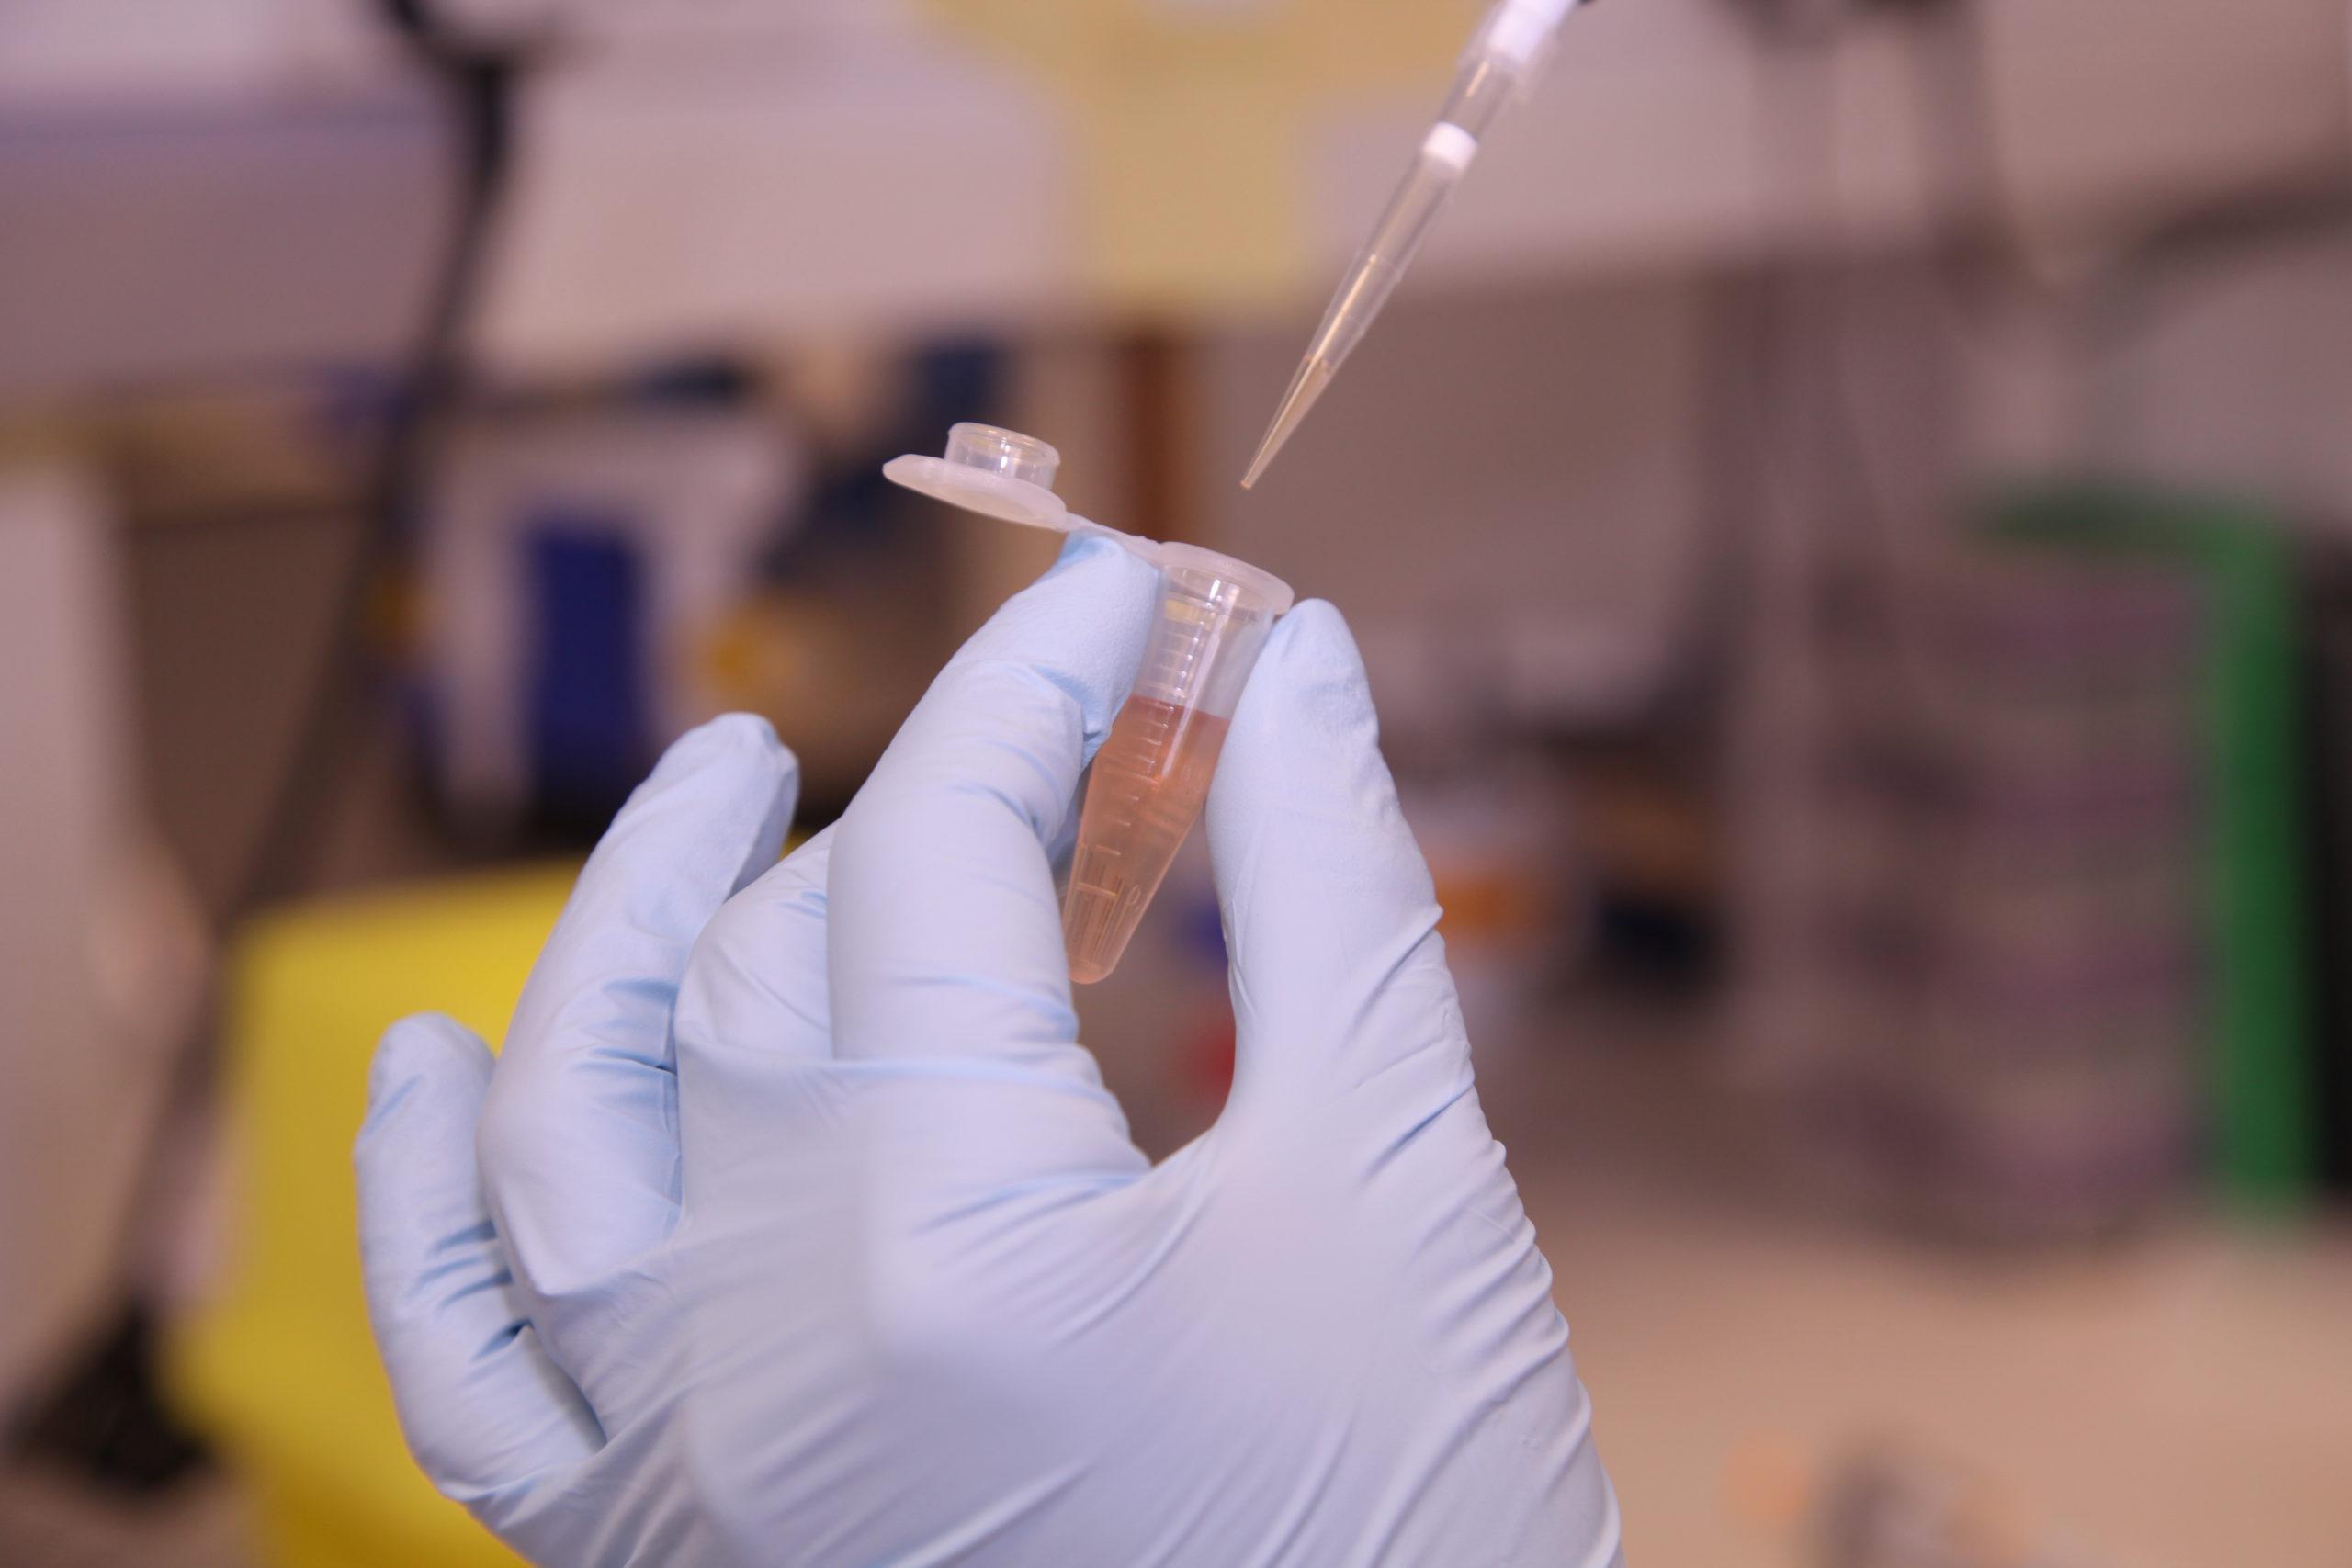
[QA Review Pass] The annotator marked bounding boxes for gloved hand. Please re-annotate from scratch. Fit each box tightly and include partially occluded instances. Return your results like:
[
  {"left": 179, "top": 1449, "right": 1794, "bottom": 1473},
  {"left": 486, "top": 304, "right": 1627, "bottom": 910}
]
[{"left": 358, "top": 535, "right": 1623, "bottom": 1567}]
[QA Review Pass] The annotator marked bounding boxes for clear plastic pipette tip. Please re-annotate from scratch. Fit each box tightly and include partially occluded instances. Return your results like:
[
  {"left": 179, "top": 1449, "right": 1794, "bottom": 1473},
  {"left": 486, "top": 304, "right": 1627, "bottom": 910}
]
[
  {"left": 1240, "top": 355, "right": 1335, "bottom": 490},
  {"left": 1238, "top": 115, "right": 1476, "bottom": 491},
  {"left": 1238, "top": 0, "right": 1587, "bottom": 490}
]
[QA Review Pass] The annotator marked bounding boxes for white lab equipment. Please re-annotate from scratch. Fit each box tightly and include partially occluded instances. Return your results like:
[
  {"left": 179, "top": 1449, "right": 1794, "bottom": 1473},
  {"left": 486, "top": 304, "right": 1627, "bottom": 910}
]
[
  {"left": 1242, "top": 0, "right": 1592, "bottom": 489},
  {"left": 887, "top": 423, "right": 1294, "bottom": 982},
  {"left": 0, "top": 462, "right": 209, "bottom": 1417}
]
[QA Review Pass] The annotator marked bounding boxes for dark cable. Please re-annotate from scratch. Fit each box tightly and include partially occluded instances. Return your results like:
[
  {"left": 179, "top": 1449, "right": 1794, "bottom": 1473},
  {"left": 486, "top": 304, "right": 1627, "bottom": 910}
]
[
  {"left": 10, "top": 3, "right": 532, "bottom": 1488},
  {"left": 231, "top": 3, "right": 525, "bottom": 912}
]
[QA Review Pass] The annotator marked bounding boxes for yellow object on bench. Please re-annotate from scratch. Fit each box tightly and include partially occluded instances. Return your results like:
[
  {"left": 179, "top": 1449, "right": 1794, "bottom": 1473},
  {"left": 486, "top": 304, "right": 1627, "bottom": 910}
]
[{"left": 170, "top": 864, "right": 582, "bottom": 1568}]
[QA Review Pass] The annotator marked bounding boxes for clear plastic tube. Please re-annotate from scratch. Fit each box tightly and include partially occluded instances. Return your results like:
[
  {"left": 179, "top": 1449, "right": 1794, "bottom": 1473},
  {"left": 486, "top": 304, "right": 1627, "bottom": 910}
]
[
  {"left": 882, "top": 423, "right": 1296, "bottom": 985},
  {"left": 1063, "top": 544, "right": 1295, "bottom": 984}
]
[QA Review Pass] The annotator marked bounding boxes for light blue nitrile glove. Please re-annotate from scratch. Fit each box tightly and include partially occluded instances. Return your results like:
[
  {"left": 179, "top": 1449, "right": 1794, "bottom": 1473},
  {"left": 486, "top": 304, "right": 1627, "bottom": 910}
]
[{"left": 357, "top": 534, "right": 1623, "bottom": 1567}]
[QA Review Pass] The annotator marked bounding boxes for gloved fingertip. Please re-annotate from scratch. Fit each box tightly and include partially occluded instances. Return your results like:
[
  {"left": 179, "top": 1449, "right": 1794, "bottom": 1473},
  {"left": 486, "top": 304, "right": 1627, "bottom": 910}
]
[
  {"left": 1229, "top": 599, "right": 1378, "bottom": 751},
  {"left": 358, "top": 1018, "right": 495, "bottom": 1237},
  {"left": 946, "top": 530, "right": 1159, "bottom": 712},
  {"left": 367, "top": 1012, "right": 492, "bottom": 1116},
  {"left": 1263, "top": 598, "right": 1367, "bottom": 677},
  {"left": 652, "top": 712, "right": 796, "bottom": 787},
  {"left": 626, "top": 715, "right": 801, "bottom": 893}
]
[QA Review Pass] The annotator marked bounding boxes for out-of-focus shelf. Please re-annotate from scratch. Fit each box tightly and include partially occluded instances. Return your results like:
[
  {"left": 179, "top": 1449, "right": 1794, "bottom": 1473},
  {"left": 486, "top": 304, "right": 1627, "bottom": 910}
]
[
  {"left": 0, "top": 86, "right": 453, "bottom": 404},
  {"left": 475, "top": 33, "right": 1077, "bottom": 376},
  {"left": 6, "top": 0, "right": 2341, "bottom": 391},
  {"left": 477, "top": 0, "right": 2348, "bottom": 372}
]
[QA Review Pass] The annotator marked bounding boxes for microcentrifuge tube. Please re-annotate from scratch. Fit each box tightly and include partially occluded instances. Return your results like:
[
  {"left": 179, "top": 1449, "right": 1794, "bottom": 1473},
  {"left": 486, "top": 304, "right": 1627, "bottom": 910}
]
[
  {"left": 1063, "top": 544, "right": 1294, "bottom": 984},
  {"left": 879, "top": 422, "right": 1295, "bottom": 986}
]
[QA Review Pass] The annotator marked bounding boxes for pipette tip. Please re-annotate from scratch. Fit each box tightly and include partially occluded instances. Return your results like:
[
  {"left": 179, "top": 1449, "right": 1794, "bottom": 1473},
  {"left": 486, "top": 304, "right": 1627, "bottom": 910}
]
[
  {"left": 1238, "top": 431, "right": 1283, "bottom": 491},
  {"left": 1238, "top": 356, "right": 1334, "bottom": 490}
]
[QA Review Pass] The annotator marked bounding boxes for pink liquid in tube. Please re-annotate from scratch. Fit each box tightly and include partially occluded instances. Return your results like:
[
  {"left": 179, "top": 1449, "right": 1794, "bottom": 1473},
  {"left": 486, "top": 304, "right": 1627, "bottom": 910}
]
[
  {"left": 1063, "top": 699, "right": 1231, "bottom": 984},
  {"left": 1062, "top": 543, "right": 1291, "bottom": 985},
  {"left": 876, "top": 423, "right": 1290, "bottom": 983}
]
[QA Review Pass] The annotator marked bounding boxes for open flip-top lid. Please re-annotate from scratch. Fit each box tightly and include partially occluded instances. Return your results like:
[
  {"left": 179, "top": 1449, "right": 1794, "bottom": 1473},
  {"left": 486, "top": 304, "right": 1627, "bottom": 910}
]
[
  {"left": 886, "top": 423, "right": 1295, "bottom": 615},
  {"left": 883, "top": 423, "right": 1084, "bottom": 534}
]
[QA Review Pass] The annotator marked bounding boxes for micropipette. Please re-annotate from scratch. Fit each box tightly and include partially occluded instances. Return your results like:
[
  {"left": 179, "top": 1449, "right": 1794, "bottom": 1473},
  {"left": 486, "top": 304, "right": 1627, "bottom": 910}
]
[{"left": 1241, "top": 0, "right": 1591, "bottom": 490}]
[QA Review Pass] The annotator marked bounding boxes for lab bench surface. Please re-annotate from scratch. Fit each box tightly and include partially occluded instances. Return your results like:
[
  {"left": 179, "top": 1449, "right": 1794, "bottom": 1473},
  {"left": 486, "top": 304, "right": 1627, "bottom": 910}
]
[{"left": 1486, "top": 1010, "right": 2352, "bottom": 1568}]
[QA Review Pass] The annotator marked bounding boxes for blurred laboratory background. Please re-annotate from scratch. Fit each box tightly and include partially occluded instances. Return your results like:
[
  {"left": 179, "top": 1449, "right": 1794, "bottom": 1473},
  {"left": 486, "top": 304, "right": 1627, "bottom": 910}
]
[{"left": 4, "top": 0, "right": 2350, "bottom": 1563}]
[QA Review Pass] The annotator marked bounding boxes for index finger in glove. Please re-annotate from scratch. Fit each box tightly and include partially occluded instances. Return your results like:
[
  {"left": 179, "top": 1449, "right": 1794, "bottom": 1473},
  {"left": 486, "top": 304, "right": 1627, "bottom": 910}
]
[{"left": 479, "top": 715, "right": 797, "bottom": 1299}]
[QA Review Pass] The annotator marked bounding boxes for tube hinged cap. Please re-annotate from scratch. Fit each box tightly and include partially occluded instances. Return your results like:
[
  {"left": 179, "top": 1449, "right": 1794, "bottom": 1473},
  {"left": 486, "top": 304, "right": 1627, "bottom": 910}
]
[{"left": 885, "top": 423, "right": 1076, "bottom": 532}]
